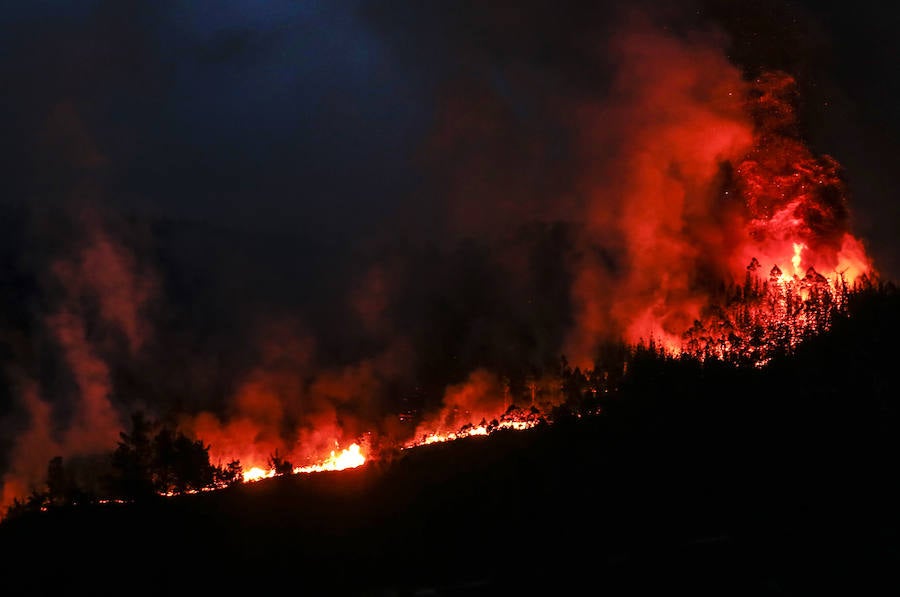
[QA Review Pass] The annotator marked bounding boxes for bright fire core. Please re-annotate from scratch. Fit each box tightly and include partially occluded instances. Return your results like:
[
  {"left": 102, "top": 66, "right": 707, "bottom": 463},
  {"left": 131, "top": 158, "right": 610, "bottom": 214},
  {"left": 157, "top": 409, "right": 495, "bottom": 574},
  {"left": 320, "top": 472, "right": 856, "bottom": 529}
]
[{"left": 240, "top": 443, "right": 367, "bottom": 484}]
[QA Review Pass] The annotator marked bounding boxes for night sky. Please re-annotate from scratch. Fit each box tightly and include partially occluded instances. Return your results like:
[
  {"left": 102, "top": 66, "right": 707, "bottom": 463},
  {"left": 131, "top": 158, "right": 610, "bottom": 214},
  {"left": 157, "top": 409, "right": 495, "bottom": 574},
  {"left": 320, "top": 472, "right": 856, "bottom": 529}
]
[
  {"left": 2, "top": 1, "right": 897, "bottom": 275},
  {"left": 0, "top": 1, "right": 898, "bottom": 499}
]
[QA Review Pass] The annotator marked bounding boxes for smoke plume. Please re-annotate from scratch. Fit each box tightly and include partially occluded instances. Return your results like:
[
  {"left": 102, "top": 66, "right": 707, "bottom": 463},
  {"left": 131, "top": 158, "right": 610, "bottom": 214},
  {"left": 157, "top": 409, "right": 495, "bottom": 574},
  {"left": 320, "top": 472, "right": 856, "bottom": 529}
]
[{"left": 0, "top": 1, "right": 880, "bottom": 510}]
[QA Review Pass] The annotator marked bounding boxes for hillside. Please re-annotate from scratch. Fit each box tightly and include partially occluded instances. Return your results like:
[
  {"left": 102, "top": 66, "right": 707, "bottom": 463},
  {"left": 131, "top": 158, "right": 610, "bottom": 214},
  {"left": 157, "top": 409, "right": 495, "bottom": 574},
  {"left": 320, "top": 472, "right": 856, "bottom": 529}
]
[{"left": 2, "top": 285, "right": 899, "bottom": 596}]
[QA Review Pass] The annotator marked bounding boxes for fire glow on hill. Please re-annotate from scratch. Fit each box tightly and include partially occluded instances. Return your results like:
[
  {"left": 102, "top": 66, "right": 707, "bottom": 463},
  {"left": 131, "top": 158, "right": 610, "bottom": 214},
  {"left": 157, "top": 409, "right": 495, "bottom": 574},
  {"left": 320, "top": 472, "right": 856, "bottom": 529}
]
[
  {"left": 223, "top": 70, "right": 879, "bottom": 484},
  {"left": 242, "top": 443, "right": 366, "bottom": 483},
  {"left": 672, "top": 70, "right": 875, "bottom": 364},
  {"left": 0, "top": 18, "right": 880, "bottom": 513}
]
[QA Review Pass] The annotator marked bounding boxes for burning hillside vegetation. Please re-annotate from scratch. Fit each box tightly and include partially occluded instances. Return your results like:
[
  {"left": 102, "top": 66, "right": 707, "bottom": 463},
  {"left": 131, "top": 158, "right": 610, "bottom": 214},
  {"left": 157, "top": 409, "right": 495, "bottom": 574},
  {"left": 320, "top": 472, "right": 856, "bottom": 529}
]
[{"left": 0, "top": 25, "right": 879, "bottom": 515}]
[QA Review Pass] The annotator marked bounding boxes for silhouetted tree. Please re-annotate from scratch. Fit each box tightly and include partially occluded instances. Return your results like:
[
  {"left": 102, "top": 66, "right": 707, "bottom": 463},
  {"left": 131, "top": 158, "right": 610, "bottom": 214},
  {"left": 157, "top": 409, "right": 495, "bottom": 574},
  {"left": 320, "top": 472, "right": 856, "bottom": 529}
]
[
  {"left": 147, "top": 424, "right": 218, "bottom": 495},
  {"left": 152, "top": 426, "right": 178, "bottom": 494},
  {"left": 170, "top": 433, "right": 215, "bottom": 493},
  {"left": 215, "top": 459, "right": 244, "bottom": 487},
  {"left": 111, "top": 411, "right": 157, "bottom": 501},
  {"left": 268, "top": 450, "right": 293, "bottom": 475},
  {"left": 46, "top": 456, "right": 68, "bottom": 507}
]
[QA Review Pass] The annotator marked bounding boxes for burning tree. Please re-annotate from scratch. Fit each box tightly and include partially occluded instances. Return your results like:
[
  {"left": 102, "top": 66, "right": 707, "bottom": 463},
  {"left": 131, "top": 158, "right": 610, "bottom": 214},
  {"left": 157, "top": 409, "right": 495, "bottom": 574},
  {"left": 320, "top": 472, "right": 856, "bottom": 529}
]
[{"left": 674, "top": 72, "right": 876, "bottom": 365}]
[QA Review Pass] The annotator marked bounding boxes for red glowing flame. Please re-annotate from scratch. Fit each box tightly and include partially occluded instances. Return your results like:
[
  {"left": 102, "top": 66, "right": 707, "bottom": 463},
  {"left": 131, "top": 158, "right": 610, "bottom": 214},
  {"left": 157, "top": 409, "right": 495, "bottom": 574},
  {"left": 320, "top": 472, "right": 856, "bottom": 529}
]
[
  {"left": 562, "top": 25, "right": 877, "bottom": 368},
  {"left": 0, "top": 24, "right": 882, "bottom": 519},
  {"left": 402, "top": 369, "right": 552, "bottom": 450},
  {"left": 673, "top": 72, "right": 877, "bottom": 363},
  {"left": 730, "top": 72, "right": 873, "bottom": 284},
  {"left": 241, "top": 443, "right": 366, "bottom": 483}
]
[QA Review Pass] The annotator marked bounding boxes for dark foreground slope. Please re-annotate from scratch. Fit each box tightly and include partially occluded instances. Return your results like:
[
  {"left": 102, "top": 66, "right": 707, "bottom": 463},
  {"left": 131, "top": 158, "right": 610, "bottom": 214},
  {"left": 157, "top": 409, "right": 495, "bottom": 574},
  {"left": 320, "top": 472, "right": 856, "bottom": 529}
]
[{"left": 2, "top": 286, "right": 899, "bottom": 596}]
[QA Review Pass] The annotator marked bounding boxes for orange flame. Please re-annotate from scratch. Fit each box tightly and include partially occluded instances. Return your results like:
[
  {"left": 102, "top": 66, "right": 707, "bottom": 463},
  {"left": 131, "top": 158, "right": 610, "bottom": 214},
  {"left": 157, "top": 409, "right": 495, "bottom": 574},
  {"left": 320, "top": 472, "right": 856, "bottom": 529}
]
[
  {"left": 294, "top": 443, "right": 366, "bottom": 474},
  {"left": 239, "top": 444, "right": 366, "bottom": 483}
]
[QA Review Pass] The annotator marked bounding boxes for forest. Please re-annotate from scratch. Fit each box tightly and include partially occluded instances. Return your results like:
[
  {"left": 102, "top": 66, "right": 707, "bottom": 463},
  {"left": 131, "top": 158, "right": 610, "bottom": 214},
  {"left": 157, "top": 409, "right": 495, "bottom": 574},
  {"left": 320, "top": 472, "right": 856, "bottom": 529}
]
[{"left": 0, "top": 281, "right": 897, "bottom": 596}]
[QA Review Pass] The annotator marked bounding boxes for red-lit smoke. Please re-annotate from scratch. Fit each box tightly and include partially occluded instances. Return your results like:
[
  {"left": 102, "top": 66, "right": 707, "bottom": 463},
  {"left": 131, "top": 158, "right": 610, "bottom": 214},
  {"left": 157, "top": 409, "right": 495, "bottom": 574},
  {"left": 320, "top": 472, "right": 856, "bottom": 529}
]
[
  {"left": 178, "top": 320, "right": 413, "bottom": 473},
  {"left": 566, "top": 25, "right": 757, "bottom": 362},
  {"left": 561, "top": 27, "right": 875, "bottom": 365},
  {"left": 0, "top": 10, "right": 881, "bottom": 512},
  {"left": 1, "top": 218, "right": 157, "bottom": 513},
  {"left": 728, "top": 71, "right": 874, "bottom": 284}
]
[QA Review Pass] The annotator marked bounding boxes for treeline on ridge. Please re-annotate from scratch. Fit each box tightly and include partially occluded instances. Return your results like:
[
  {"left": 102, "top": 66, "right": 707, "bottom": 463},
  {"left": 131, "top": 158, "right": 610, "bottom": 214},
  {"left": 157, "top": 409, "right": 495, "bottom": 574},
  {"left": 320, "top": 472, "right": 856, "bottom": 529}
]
[{"left": 2, "top": 279, "right": 897, "bottom": 525}]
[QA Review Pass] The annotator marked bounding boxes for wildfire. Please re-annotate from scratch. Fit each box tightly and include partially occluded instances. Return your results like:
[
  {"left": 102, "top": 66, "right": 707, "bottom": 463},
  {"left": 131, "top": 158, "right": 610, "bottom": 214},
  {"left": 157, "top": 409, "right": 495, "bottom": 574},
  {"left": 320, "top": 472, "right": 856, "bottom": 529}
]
[
  {"left": 669, "top": 72, "right": 877, "bottom": 364},
  {"left": 240, "top": 443, "right": 366, "bottom": 484},
  {"left": 791, "top": 243, "right": 805, "bottom": 277},
  {"left": 242, "top": 467, "right": 275, "bottom": 483},
  {"left": 0, "top": 56, "right": 881, "bottom": 520},
  {"left": 227, "top": 412, "right": 544, "bottom": 487},
  {"left": 404, "top": 418, "right": 542, "bottom": 448},
  {"left": 294, "top": 443, "right": 366, "bottom": 474},
  {"left": 403, "top": 385, "right": 550, "bottom": 451}
]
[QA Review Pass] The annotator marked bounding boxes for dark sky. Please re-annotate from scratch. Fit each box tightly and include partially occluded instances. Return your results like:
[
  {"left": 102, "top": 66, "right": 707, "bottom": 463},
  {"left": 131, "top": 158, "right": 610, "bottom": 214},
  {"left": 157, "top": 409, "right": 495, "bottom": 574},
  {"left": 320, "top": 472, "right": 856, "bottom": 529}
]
[
  {"left": 1, "top": 0, "right": 897, "bottom": 273},
  {"left": 1, "top": 2, "right": 423, "bottom": 237},
  {"left": 0, "top": 0, "right": 897, "bottom": 392}
]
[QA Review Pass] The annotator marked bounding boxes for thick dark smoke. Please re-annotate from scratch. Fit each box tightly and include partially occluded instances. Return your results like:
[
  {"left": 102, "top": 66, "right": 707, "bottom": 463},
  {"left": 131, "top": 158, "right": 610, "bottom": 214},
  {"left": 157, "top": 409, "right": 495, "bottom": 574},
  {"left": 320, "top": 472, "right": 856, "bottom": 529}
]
[{"left": 0, "top": 0, "right": 889, "bottom": 510}]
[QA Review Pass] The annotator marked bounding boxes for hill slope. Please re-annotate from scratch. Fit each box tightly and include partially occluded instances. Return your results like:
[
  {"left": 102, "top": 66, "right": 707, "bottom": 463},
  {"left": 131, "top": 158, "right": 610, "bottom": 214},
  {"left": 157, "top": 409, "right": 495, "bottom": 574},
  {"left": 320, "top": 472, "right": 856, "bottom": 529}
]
[{"left": 2, "top": 285, "right": 899, "bottom": 596}]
